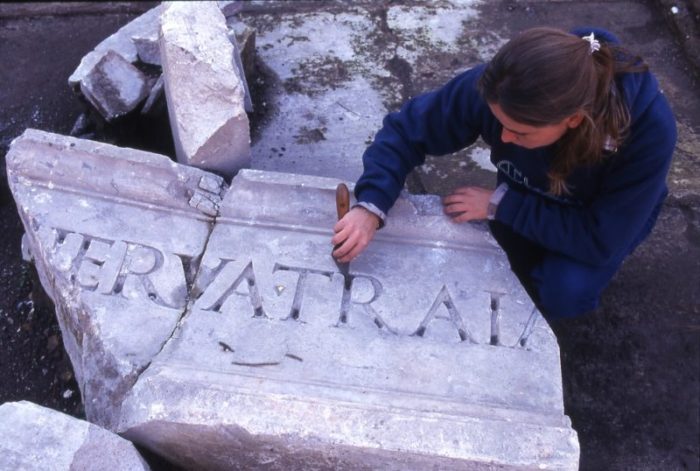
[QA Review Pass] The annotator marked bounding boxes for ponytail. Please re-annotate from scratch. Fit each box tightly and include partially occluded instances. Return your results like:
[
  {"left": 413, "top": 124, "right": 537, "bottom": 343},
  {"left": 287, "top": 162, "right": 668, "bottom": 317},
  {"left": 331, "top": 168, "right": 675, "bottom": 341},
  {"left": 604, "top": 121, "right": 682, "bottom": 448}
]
[{"left": 479, "top": 28, "right": 648, "bottom": 195}]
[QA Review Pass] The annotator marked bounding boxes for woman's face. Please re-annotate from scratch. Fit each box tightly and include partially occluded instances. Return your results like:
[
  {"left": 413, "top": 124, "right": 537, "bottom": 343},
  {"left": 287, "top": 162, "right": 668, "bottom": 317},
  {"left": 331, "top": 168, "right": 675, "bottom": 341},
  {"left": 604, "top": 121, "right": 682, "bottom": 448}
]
[{"left": 488, "top": 103, "right": 583, "bottom": 149}]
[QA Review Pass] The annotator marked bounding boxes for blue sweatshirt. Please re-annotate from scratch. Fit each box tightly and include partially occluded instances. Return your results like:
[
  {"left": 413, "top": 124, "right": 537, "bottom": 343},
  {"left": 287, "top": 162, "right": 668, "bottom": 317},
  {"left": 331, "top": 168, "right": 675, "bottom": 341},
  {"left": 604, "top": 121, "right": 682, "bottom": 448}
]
[{"left": 355, "top": 28, "right": 677, "bottom": 267}]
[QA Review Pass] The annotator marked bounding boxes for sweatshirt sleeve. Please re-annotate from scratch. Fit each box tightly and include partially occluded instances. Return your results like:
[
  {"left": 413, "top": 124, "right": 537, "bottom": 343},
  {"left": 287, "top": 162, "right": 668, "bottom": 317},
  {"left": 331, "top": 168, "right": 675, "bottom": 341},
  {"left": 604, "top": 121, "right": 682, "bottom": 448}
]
[
  {"left": 495, "top": 94, "right": 677, "bottom": 266},
  {"left": 354, "top": 65, "right": 489, "bottom": 214}
]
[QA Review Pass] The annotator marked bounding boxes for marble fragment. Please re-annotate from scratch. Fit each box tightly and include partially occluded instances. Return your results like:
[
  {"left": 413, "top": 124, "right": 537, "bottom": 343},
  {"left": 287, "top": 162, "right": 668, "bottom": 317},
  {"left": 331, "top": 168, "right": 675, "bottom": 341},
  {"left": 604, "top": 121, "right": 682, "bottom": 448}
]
[
  {"left": 79, "top": 50, "right": 149, "bottom": 121},
  {"left": 0, "top": 401, "right": 150, "bottom": 471},
  {"left": 5, "top": 129, "right": 226, "bottom": 430},
  {"left": 160, "top": 1, "right": 251, "bottom": 177},
  {"left": 69, "top": 5, "right": 163, "bottom": 88}
]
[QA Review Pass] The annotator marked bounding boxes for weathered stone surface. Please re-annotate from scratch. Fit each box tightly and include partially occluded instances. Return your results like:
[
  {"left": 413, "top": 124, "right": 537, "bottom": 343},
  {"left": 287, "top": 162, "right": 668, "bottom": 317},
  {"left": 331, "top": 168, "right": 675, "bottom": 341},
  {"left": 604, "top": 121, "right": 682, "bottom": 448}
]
[
  {"left": 231, "top": 23, "right": 257, "bottom": 84},
  {"left": 118, "top": 169, "right": 579, "bottom": 470},
  {"left": 141, "top": 75, "right": 165, "bottom": 116},
  {"left": 227, "top": 29, "right": 253, "bottom": 112},
  {"left": 5, "top": 129, "right": 226, "bottom": 430},
  {"left": 68, "top": 5, "right": 163, "bottom": 88},
  {"left": 160, "top": 1, "right": 251, "bottom": 177},
  {"left": 133, "top": 28, "right": 161, "bottom": 66},
  {"left": 0, "top": 401, "right": 150, "bottom": 471},
  {"left": 79, "top": 50, "right": 150, "bottom": 121},
  {"left": 219, "top": 0, "right": 245, "bottom": 18}
]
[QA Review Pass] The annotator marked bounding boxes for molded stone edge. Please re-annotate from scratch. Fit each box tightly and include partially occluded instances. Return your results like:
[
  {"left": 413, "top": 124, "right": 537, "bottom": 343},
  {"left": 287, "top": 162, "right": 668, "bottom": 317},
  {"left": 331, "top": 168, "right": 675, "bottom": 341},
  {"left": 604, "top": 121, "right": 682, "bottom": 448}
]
[{"left": 5, "top": 128, "right": 226, "bottom": 430}]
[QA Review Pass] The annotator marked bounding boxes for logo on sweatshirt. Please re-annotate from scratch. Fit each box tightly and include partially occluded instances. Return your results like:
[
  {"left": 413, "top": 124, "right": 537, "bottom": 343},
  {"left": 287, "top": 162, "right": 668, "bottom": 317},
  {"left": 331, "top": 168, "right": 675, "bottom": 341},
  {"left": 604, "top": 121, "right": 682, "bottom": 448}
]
[{"left": 497, "top": 160, "right": 578, "bottom": 205}]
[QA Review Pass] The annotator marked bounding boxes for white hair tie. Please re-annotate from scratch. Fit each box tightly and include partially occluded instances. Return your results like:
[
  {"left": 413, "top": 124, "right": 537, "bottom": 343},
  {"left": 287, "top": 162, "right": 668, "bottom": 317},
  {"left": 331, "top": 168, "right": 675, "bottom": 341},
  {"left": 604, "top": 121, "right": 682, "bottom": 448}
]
[{"left": 582, "top": 33, "right": 601, "bottom": 54}]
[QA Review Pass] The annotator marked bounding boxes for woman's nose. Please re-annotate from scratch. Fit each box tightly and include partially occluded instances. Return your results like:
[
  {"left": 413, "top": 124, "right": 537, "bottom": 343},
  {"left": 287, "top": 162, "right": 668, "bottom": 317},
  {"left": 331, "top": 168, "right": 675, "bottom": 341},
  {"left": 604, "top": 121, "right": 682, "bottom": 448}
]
[{"left": 501, "top": 128, "right": 517, "bottom": 144}]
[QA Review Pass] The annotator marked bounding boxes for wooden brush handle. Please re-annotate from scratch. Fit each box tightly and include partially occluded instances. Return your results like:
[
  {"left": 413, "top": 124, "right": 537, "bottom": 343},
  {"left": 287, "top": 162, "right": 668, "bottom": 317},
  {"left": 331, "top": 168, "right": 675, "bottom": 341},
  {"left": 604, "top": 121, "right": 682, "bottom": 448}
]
[{"left": 336, "top": 183, "right": 350, "bottom": 221}]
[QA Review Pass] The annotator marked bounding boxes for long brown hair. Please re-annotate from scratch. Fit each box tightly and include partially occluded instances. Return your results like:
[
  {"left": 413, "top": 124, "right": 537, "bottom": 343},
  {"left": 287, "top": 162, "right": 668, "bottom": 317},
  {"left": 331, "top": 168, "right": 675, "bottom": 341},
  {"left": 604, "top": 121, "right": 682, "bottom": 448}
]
[{"left": 478, "top": 27, "right": 648, "bottom": 195}]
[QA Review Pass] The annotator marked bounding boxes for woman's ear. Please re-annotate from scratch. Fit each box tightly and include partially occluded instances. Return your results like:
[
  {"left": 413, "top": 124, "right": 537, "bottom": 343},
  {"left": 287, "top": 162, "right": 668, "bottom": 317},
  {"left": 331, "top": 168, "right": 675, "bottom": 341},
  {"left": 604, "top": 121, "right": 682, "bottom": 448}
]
[{"left": 565, "top": 111, "right": 585, "bottom": 129}]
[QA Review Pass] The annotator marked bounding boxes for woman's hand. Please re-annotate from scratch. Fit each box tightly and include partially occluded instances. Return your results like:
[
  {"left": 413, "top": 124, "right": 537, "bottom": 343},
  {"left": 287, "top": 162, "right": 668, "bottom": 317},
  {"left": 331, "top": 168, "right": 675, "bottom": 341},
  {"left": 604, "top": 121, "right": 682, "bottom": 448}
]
[
  {"left": 331, "top": 207, "right": 380, "bottom": 263},
  {"left": 442, "top": 186, "right": 493, "bottom": 222}
]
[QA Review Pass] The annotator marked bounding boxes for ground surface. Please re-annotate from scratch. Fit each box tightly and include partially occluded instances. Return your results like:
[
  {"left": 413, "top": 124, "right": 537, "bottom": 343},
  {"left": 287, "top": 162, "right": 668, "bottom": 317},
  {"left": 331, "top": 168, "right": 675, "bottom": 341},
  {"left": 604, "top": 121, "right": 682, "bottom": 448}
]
[{"left": 0, "top": 1, "right": 698, "bottom": 470}]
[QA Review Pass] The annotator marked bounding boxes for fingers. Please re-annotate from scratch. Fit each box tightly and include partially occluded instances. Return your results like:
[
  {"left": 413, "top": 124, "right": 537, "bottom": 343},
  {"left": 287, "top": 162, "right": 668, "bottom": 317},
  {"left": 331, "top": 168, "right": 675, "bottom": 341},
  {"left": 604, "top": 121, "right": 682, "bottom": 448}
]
[
  {"left": 332, "top": 231, "right": 371, "bottom": 262},
  {"left": 331, "top": 207, "right": 377, "bottom": 262},
  {"left": 449, "top": 211, "right": 474, "bottom": 223},
  {"left": 442, "top": 186, "right": 492, "bottom": 222}
]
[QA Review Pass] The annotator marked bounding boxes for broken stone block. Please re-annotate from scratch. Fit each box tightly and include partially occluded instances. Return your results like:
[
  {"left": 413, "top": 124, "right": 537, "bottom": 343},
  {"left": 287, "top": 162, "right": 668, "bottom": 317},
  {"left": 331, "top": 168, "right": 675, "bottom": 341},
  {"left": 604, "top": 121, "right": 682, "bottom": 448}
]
[
  {"left": 69, "top": 5, "right": 163, "bottom": 88},
  {"left": 160, "top": 1, "right": 251, "bottom": 178},
  {"left": 79, "top": 50, "right": 150, "bottom": 122},
  {"left": 118, "top": 169, "right": 580, "bottom": 470},
  {"left": 5, "top": 129, "right": 226, "bottom": 430},
  {"left": 133, "top": 29, "right": 161, "bottom": 66},
  {"left": 227, "top": 30, "right": 253, "bottom": 113},
  {"left": 219, "top": 0, "right": 245, "bottom": 18},
  {"left": 228, "top": 21, "right": 257, "bottom": 82},
  {"left": 0, "top": 401, "right": 150, "bottom": 470},
  {"left": 141, "top": 75, "right": 165, "bottom": 116}
]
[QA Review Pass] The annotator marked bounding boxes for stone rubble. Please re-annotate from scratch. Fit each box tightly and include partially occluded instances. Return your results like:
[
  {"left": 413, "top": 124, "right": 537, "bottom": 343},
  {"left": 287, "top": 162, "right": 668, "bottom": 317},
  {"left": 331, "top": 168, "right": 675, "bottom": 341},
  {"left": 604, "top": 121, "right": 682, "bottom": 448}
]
[
  {"left": 132, "top": 29, "right": 161, "bottom": 67},
  {"left": 160, "top": 1, "right": 251, "bottom": 177},
  {"left": 79, "top": 50, "right": 150, "bottom": 122},
  {"left": 230, "top": 23, "right": 257, "bottom": 84},
  {"left": 227, "top": 29, "right": 254, "bottom": 112},
  {"left": 68, "top": 5, "right": 163, "bottom": 89},
  {"left": 0, "top": 401, "right": 150, "bottom": 471},
  {"left": 5, "top": 128, "right": 226, "bottom": 430},
  {"left": 140, "top": 75, "right": 165, "bottom": 116}
]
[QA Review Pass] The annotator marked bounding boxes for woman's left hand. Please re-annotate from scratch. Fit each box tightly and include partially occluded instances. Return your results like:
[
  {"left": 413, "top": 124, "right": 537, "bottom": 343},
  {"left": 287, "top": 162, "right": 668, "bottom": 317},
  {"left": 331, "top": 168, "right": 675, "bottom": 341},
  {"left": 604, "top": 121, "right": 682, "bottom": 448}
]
[{"left": 442, "top": 186, "right": 493, "bottom": 222}]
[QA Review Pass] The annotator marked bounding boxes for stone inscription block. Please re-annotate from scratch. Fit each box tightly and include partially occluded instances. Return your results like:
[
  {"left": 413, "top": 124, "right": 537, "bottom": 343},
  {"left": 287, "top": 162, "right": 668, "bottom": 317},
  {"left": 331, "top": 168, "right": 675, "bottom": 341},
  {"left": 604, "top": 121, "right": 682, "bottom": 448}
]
[
  {"left": 119, "top": 169, "right": 579, "bottom": 470},
  {"left": 6, "top": 129, "right": 226, "bottom": 430}
]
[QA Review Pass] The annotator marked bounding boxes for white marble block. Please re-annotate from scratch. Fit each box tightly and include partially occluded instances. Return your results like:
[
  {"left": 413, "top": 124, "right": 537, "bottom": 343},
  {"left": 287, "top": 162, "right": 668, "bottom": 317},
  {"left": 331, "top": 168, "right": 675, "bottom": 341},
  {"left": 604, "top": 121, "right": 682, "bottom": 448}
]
[
  {"left": 160, "top": 1, "right": 251, "bottom": 178},
  {"left": 5, "top": 129, "right": 226, "bottom": 430},
  {"left": 118, "top": 169, "right": 579, "bottom": 470}
]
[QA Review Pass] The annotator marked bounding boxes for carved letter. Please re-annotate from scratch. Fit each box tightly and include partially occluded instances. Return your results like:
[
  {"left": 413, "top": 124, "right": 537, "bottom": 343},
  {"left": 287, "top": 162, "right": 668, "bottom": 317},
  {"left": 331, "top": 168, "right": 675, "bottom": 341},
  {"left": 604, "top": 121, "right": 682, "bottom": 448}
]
[
  {"left": 516, "top": 306, "right": 539, "bottom": 348},
  {"left": 487, "top": 291, "right": 505, "bottom": 346},
  {"left": 412, "top": 285, "right": 476, "bottom": 343},
  {"left": 273, "top": 264, "right": 333, "bottom": 320},
  {"left": 198, "top": 259, "right": 265, "bottom": 317},
  {"left": 338, "top": 274, "right": 394, "bottom": 332},
  {"left": 59, "top": 231, "right": 188, "bottom": 309}
]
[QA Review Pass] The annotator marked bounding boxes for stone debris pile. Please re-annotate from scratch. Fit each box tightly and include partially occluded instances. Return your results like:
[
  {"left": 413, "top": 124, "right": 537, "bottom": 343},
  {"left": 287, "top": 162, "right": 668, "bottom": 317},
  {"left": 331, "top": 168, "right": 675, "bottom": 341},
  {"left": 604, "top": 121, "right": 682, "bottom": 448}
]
[
  {"left": 4, "top": 1, "right": 581, "bottom": 469},
  {"left": 68, "top": 1, "right": 254, "bottom": 178}
]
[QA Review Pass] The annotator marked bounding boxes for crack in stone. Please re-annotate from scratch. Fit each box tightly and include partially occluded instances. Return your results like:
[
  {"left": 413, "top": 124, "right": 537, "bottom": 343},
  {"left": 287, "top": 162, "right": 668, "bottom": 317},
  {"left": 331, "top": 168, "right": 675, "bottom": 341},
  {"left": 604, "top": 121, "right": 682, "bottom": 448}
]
[{"left": 122, "top": 179, "right": 228, "bottom": 403}]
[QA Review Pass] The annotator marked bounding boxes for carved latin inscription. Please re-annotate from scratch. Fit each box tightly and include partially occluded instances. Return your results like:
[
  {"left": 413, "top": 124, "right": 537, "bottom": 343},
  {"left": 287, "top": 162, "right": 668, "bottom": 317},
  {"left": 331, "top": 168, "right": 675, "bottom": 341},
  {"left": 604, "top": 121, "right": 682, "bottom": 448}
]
[
  {"left": 45, "top": 227, "right": 539, "bottom": 348},
  {"left": 195, "top": 258, "right": 539, "bottom": 348},
  {"left": 52, "top": 229, "right": 189, "bottom": 309},
  {"left": 199, "top": 259, "right": 265, "bottom": 317}
]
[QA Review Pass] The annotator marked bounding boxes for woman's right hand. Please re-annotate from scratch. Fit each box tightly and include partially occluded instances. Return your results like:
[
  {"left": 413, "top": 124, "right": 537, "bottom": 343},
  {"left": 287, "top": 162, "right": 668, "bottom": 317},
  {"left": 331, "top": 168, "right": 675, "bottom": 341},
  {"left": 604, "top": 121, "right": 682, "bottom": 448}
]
[{"left": 331, "top": 207, "right": 380, "bottom": 263}]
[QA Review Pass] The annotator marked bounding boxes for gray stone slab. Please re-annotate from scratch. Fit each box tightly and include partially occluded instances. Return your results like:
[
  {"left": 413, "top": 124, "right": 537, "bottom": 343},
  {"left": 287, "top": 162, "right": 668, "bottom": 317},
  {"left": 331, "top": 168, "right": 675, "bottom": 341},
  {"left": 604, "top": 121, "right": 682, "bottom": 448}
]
[
  {"left": 0, "top": 401, "right": 149, "bottom": 471},
  {"left": 68, "top": 5, "right": 163, "bottom": 88},
  {"left": 5, "top": 129, "right": 226, "bottom": 430},
  {"left": 118, "top": 169, "right": 579, "bottom": 470},
  {"left": 160, "top": 1, "right": 251, "bottom": 178},
  {"left": 79, "top": 50, "right": 150, "bottom": 121}
]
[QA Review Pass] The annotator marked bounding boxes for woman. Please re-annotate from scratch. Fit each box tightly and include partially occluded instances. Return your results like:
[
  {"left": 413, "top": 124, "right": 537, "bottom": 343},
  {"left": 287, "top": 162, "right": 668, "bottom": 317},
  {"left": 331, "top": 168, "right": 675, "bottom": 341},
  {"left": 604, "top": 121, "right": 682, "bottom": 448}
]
[{"left": 331, "top": 27, "right": 677, "bottom": 320}]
